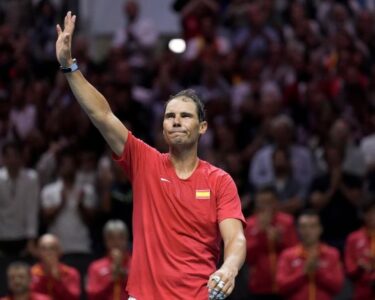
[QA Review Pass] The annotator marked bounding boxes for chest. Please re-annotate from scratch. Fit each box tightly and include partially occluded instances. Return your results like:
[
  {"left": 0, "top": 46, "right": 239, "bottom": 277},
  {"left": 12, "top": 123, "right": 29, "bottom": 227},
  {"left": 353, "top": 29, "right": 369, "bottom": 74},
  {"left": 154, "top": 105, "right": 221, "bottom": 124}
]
[{"left": 135, "top": 162, "right": 218, "bottom": 230}]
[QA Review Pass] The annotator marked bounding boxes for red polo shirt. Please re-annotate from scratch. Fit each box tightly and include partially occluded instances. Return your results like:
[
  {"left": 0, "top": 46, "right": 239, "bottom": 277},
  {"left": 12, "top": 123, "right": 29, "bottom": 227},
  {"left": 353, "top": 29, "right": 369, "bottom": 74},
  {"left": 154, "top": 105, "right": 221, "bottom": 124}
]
[
  {"left": 246, "top": 212, "right": 298, "bottom": 294},
  {"left": 276, "top": 244, "right": 344, "bottom": 300},
  {"left": 86, "top": 252, "right": 131, "bottom": 300},
  {"left": 113, "top": 132, "right": 245, "bottom": 300},
  {"left": 30, "top": 263, "right": 80, "bottom": 300},
  {"left": 345, "top": 227, "right": 375, "bottom": 300}
]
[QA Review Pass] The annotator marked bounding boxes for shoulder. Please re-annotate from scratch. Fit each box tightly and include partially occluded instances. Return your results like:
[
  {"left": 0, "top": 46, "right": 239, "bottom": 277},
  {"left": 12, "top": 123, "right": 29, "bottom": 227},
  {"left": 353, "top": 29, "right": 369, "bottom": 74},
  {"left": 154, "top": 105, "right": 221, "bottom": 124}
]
[
  {"left": 276, "top": 212, "right": 295, "bottom": 226},
  {"left": 21, "top": 169, "right": 38, "bottom": 180},
  {"left": 41, "top": 180, "right": 61, "bottom": 193},
  {"left": 89, "top": 256, "right": 109, "bottom": 270},
  {"left": 321, "top": 244, "right": 340, "bottom": 258},
  {"left": 347, "top": 228, "right": 365, "bottom": 242},
  {"left": 200, "top": 160, "right": 232, "bottom": 181},
  {"left": 60, "top": 263, "right": 80, "bottom": 277},
  {"left": 0, "top": 167, "right": 7, "bottom": 179},
  {"left": 31, "top": 263, "right": 44, "bottom": 276},
  {"left": 280, "top": 245, "right": 300, "bottom": 259}
]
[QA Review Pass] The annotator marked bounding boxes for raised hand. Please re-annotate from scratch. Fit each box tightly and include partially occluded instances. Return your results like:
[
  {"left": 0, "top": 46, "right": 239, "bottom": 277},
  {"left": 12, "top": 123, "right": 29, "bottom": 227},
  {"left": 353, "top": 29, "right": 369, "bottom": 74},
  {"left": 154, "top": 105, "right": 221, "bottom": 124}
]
[{"left": 56, "top": 11, "right": 76, "bottom": 67}]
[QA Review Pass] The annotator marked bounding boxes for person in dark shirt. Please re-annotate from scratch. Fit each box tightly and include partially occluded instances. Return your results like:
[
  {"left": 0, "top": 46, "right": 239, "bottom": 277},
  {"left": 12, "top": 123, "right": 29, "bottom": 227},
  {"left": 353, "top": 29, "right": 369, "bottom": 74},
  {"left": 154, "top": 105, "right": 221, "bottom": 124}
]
[{"left": 308, "top": 143, "right": 363, "bottom": 253}]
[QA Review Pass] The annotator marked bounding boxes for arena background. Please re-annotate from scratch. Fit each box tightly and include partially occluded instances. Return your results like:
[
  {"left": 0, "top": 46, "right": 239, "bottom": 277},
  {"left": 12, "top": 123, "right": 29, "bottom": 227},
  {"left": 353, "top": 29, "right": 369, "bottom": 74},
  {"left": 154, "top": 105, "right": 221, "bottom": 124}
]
[{"left": 0, "top": 0, "right": 374, "bottom": 299}]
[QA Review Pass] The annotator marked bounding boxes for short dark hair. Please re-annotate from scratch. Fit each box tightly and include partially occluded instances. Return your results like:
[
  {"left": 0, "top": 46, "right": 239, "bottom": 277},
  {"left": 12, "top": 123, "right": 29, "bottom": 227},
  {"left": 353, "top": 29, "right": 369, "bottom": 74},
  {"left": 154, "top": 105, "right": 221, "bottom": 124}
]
[
  {"left": 166, "top": 89, "right": 206, "bottom": 122},
  {"left": 256, "top": 185, "right": 278, "bottom": 197},
  {"left": 2, "top": 141, "right": 22, "bottom": 156},
  {"left": 7, "top": 261, "right": 30, "bottom": 273}
]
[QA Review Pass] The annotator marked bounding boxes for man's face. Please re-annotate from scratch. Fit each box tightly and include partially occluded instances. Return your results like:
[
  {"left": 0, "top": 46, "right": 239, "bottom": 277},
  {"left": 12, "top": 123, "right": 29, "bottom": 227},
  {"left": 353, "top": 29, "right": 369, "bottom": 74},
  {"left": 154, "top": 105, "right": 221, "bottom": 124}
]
[
  {"left": 3, "top": 148, "right": 22, "bottom": 172},
  {"left": 105, "top": 231, "right": 128, "bottom": 252},
  {"left": 298, "top": 215, "right": 322, "bottom": 246},
  {"left": 255, "top": 192, "right": 277, "bottom": 213},
  {"left": 163, "top": 97, "right": 207, "bottom": 148},
  {"left": 7, "top": 267, "right": 30, "bottom": 294},
  {"left": 38, "top": 239, "right": 60, "bottom": 265}
]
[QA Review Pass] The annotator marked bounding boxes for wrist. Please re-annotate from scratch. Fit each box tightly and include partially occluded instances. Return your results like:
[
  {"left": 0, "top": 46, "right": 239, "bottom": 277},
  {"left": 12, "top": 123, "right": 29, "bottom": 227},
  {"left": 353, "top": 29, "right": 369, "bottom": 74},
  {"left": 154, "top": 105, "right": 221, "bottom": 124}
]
[{"left": 60, "top": 58, "right": 78, "bottom": 73}]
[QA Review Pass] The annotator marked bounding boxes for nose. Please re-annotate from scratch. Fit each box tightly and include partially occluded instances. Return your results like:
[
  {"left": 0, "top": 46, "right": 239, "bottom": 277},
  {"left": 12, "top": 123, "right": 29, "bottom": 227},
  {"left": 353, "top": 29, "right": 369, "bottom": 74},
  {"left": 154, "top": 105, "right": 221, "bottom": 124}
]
[{"left": 173, "top": 115, "right": 181, "bottom": 127}]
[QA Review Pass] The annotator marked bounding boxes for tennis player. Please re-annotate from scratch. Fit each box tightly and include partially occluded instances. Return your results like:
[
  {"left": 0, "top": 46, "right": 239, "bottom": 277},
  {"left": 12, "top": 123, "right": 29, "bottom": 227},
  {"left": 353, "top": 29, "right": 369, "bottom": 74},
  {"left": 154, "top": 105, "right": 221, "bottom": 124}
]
[{"left": 56, "top": 11, "right": 246, "bottom": 300}]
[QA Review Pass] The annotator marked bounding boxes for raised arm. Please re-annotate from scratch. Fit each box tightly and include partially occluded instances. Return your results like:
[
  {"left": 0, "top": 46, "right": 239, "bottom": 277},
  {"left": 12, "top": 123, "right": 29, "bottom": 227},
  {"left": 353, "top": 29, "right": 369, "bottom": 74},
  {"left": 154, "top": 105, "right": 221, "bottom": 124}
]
[{"left": 56, "top": 12, "right": 128, "bottom": 156}]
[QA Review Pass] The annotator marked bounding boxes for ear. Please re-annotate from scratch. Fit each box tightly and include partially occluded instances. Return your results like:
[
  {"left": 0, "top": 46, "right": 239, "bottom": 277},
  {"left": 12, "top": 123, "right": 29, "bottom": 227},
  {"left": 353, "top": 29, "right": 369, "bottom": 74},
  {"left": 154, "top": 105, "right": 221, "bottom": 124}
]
[{"left": 199, "top": 121, "right": 208, "bottom": 135}]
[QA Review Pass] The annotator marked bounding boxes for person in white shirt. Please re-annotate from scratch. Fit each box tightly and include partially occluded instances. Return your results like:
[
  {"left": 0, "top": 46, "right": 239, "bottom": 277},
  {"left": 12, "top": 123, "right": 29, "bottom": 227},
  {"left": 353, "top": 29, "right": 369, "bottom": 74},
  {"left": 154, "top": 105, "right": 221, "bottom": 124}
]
[
  {"left": 41, "top": 147, "right": 97, "bottom": 255},
  {"left": 0, "top": 141, "right": 39, "bottom": 257}
]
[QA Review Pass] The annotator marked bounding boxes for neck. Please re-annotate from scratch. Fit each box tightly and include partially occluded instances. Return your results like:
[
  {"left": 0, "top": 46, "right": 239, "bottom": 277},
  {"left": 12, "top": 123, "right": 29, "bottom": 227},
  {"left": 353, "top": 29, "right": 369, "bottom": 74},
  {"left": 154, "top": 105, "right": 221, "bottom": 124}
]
[
  {"left": 169, "top": 145, "right": 199, "bottom": 179},
  {"left": 7, "top": 168, "right": 20, "bottom": 179},
  {"left": 62, "top": 177, "right": 75, "bottom": 187},
  {"left": 302, "top": 241, "right": 319, "bottom": 251},
  {"left": 13, "top": 292, "right": 29, "bottom": 300}
]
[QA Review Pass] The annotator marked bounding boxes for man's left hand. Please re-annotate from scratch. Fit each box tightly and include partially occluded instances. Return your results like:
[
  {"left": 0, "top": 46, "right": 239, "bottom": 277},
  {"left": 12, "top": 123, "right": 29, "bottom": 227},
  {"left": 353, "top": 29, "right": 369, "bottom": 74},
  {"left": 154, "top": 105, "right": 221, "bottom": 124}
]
[{"left": 207, "top": 266, "right": 237, "bottom": 299}]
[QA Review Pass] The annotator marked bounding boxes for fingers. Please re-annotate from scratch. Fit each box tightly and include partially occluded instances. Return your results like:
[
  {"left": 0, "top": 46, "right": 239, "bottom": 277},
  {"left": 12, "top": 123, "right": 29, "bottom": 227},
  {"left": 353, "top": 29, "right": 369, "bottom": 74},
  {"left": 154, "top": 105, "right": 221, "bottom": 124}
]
[
  {"left": 56, "top": 24, "right": 62, "bottom": 37},
  {"left": 61, "top": 11, "right": 76, "bottom": 35},
  {"left": 208, "top": 274, "right": 234, "bottom": 300}
]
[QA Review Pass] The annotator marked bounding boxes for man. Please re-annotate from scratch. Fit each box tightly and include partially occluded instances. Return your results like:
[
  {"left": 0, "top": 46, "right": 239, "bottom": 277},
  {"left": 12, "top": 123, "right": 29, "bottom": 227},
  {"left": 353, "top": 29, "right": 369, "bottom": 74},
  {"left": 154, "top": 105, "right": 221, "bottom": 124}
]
[
  {"left": 1, "top": 262, "right": 50, "bottom": 300},
  {"left": 56, "top": 11, "right": 246, "bottom": 300},
  {"left": 246, "top": 186, "right": 298, "bottom": 299},
  {"left": 40, "top": 148, "right": 96, "bottom": 255},
  {"left": 30, "top": 234, "right": 80, "bottom": 300},
  {"left": 0, "top": 141, "right": 39, "bottom": 257},
  {"left": 276, "top": 210, "right": 344, "bottom": 300},
  {"left": 345, "top": 198, "right": 375, "bottom": 300},
  {"left": 249, "top": 115, "right": 315, "bottom": 193},
  {"left": 87, "top": 220, "right": 131, "bottom": 300}
]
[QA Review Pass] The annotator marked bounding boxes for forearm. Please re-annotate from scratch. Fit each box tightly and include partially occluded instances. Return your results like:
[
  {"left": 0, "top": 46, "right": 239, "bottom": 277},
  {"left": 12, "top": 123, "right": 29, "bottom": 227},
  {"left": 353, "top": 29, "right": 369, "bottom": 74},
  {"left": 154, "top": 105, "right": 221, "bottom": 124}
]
[
  {"left": 221, "top": 234, "right": 246, "bottom": 275},
  {"left": 65, "top": 71, "right": 111, "bottom": 123}
]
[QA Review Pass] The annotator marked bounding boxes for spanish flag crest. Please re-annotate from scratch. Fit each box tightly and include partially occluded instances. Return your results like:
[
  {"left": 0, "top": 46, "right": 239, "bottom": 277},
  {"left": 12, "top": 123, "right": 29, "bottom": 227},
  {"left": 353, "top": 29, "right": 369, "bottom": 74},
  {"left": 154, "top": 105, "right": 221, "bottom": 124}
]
[{"left": 195, "top": 189, "right": 210, "bottom": 200}]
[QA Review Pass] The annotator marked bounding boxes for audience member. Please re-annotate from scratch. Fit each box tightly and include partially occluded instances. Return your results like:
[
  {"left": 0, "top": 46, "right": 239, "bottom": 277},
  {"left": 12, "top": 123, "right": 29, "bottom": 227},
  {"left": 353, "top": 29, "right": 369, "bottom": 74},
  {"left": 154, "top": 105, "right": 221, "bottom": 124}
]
[
  {"left": 309, "top": 143, "right": 362, "bottom": 252},
  {"left": 87, "top": 220, "right": 131, "bottom": 300},
  {"left": 31, "top": 234, "right": 80, "bottom": 300},
  {"left": 0, "top": 141, "right": 39, "bottom": 257},
  {"left": 245, "top": 186, "right": 297, "bottom": 299},
  {"left": 40, "top": 148, "right": 96, "bottom": 255},
  {"left": 249, "top": 115, "right": 315, "bottom": 192},
  {"left": 276, "top": 210, "right": 344, "bottom": 300},
  {"left": 1, "top": 262, "right": 50, "bottom": 300},
  {"left": 345, "top": 197, "right": 375, "bottom": 300}
]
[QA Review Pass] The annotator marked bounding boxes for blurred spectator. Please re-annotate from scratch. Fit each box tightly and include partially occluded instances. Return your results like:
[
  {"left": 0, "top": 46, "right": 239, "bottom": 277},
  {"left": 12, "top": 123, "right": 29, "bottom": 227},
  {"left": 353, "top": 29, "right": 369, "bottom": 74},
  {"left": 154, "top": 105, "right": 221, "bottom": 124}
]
[
  {"left": 309, "top": 143, "right": 362, "bottom": 252},
  {"left": 345, "top": 197, "right": 375, "bottom": 300},
  {"left": 183, "top": 15, "right": 231, "bottom": 63},
  {"left": 31, "top": 234, "right": 80, "bottom": 300},
  {"left": 172, "top": 0, "right": 219, "bottom": 40},
  {"left": 233, "top": 1, "right": 279, "bottom": 60},
  {"left": 1, "top": 262, "right": 50, "bottom": 300},
  {"left": 249, "top": 115, "right": 315, "bottom": 192},
  {"left": 245, "top": 186, "right": 297, "bottom": 299},
  {"left": 40, "top": 148, "right": 96, "bottom": 255},
  {"left": 87, "top": 220, "right": 131, "bottom": 300},
  {"left": 276, "top": 210, "right": 344, "bottom": 300},
  {"left": 8, "top": 80, "right": 37, "bottom": 141},
  {"left": 0, "top": 141, "right": 39, "bottom": 257},
  {"left": 112, "top": 0, "right": 158, "bottom": 70},
  {"left": 271, "top": 147, "right": 305, "bottom": 215},
  {"left": 98, "top": 159, "right": 133, "bottom": 242}
]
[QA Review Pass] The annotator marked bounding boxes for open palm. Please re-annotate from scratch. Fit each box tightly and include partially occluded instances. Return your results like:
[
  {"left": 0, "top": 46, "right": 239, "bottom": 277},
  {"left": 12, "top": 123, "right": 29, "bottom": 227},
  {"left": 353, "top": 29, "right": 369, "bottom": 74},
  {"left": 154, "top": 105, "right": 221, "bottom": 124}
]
[{"left": 56, "top": 11, "right": 76, "bottom": 67}]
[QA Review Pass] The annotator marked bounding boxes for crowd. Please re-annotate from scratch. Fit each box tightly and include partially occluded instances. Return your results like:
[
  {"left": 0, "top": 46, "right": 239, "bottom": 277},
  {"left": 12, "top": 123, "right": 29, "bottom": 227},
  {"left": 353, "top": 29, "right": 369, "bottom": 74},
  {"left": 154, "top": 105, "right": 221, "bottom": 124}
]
[{"left": 0, "top": 0, "right": 375, "bottom": 299}]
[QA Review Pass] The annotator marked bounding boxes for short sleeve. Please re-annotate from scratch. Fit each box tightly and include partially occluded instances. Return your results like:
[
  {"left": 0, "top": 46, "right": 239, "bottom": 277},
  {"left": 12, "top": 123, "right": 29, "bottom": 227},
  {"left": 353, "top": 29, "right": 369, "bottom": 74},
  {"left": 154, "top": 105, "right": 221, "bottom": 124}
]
[
  {"left": 41, "top": 185, "right": 61, "bottom": 209},
  {"left": 216, "top": 173, "right": 246, "bottom": 227},
  {"left": 82, "top": 184, "right": 97, "bottom": 208},
  {"left": 112, "top": 131, "right": 160, "bottom": 182}
]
